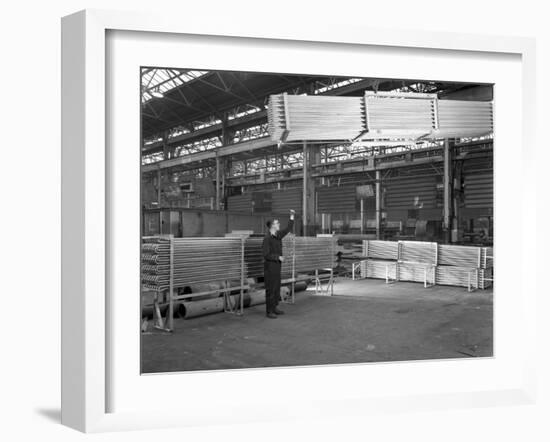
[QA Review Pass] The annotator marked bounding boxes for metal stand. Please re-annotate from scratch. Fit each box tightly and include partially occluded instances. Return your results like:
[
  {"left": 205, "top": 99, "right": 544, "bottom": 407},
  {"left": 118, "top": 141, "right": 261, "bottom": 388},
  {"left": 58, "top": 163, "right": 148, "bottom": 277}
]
[
  {"left": 313, "top": 268, "right": 334, "bottom": 296},
  {"left": 467, "top": 269, "right": 479, "bottom": 292}
]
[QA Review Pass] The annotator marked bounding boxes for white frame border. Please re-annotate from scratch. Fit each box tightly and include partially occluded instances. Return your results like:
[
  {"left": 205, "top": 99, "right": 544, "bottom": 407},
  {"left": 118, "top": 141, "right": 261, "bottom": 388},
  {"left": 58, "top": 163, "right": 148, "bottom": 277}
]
[{"left": 61, "top": 9, "right": 537, "bottom": 433}]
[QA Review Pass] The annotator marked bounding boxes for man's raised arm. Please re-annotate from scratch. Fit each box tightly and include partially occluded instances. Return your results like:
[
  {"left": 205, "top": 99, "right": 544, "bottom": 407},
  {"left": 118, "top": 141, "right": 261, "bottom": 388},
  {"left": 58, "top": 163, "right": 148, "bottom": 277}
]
[{"left": 278, "top": 209, "right": 296, "bottom": 238}]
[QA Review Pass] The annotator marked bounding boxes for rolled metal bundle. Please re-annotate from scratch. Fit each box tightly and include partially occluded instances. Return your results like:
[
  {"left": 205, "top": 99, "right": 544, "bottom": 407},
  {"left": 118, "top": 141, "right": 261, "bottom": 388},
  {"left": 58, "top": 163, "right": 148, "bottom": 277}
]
[
  {"left": 398, "top": 262, "right": 435, "bottom": 284},
  {"left": 362, "top": 240, "right": 399, "bottom": 260},
  {"left": 399, "top": 241, "right": 438, "bottom": 265},
  {"left": 435, "top": 266, "right": 479, "bottom": 289},
  {"left": 140, "top": 237, "right": 245, "bottom": 291}
]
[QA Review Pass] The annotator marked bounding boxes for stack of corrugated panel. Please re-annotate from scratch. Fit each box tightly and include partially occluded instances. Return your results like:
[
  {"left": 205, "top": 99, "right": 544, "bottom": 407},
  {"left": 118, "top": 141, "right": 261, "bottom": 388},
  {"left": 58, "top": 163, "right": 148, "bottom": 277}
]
[
  {"left": 397, "top": 241, "right": 437, "bottom": 285},
  {"left": 399, "top": 241, "right": 438, "bottom": 265},
  {"left": 438, "top": 244, "right": 481, "bottom": 267},
  {"left": 357, "top": 240, "right": 492, "bottom": 289},
  {"left": 294, "top": 236, "right": 335, "bottom": 272},
  {"left": 435, "top": 266, "right": 479, "bottom": 288},
  {"left": 434, "top": 100, "right": 493, "bottom": 139},
  {"left": 363, "top": 259, "right": 397, "bottom": 280},
  {"left": 363, "top": 93, "right": 436, "bottom": 139},
  {"left": 267, "top": 94, "right": 366, "bottom": 141},
  {"left": 398, "top": 262, "right": 435, "bottom": 284},
  {"left": 267, "top": 92, "right": 493, "bottom": 143},
  {"left": 362, "top": 240, "right": 399, "bottom": 260},
  {"left": 436, "top": 244, "right": 493, "bottom": 289},
  {"left": 360, "top": 240, "right": 400, "bottom": 280}
]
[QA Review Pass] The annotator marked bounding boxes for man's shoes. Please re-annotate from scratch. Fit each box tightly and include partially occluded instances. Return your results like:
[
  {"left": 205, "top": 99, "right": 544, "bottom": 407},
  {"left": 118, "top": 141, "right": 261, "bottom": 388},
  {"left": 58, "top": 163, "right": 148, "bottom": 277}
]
[
  {"left": 266, "top": 312, "right": 277, "bottom": 319},
  {"left": 274, "top": 308, "right": 285, "bottom": 315}
]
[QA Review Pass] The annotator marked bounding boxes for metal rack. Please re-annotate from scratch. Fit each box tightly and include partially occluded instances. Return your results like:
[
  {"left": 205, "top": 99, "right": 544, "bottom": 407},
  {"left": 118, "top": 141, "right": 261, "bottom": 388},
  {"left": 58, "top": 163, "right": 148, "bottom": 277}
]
[{"left": 142, "top": 235, "right": 337, "bottom": 331}]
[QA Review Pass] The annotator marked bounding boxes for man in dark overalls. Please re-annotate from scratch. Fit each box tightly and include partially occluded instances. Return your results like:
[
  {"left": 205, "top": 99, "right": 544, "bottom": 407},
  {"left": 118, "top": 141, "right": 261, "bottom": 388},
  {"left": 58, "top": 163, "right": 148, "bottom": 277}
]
[{"left": 262, "top": 209, "right": 295, "bottom": 319}]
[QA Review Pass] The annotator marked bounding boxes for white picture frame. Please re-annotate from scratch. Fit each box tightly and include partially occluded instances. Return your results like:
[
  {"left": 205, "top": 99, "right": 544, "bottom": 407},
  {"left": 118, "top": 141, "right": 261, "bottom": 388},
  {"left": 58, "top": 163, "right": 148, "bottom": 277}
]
[{"left": 61, "top": 9, "right": 537, "bottom": 433}]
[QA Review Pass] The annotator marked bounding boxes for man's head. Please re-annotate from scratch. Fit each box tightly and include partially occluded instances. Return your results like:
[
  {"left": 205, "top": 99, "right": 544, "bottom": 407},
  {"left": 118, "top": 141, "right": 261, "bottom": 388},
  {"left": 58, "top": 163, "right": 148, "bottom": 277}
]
[{"left": 266, "top": 218, "right": 280, "bottom": 233}]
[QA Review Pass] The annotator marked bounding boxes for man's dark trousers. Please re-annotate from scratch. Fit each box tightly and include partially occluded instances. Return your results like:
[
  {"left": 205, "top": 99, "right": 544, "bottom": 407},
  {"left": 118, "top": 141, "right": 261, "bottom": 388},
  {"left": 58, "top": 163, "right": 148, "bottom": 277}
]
[{"left": 264, "top": 261, "right": 282, "bottom": 314}]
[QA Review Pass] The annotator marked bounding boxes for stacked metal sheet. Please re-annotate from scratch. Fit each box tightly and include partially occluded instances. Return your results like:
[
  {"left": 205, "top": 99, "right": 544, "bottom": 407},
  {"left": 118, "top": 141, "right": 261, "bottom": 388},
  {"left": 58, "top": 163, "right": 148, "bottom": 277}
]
[
  {"left": 141, "top": 237, "right": 244, "bottom": 291},
  {"left": 438, "top": 244, "right": 481, "bottom": 267},
  {"left": 294, "top": 236, "right": 336, "bottom": 272},
  {"left": 363, "top": 93, "right": 436, "bottom": 139},
  {"left": 434, "top": 100, "right": 493, "bottom": 139},
  {"left": 361, "top": 259, "right": 397, "bottom": 280},
  {"left": 362, "top": 240, "right": 399, "bottom": 260},
  {"left": 398, "top": 261, "right": 435, "bottom": 284},
  {"left": 399, "top": 241, "right": 438, "bottom": 265},
  {"left": 268, "top": 94, "right": 366, "bottom": 141},
  {"left": 356, "top": 240, "right": 493, "bottom": 289},
  {"left": 435, "top": 266, "right": 479, "bottom": 288},
  {"left": 267, "top": 92, "right": 493, "bottom": 142}
]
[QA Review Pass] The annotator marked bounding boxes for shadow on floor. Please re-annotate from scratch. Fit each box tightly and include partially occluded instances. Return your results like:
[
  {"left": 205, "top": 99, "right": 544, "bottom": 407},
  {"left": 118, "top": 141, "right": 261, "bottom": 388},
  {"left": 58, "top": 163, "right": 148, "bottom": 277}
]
[{"left": 35, "top": 407, "right": 61, "bottom": 423}]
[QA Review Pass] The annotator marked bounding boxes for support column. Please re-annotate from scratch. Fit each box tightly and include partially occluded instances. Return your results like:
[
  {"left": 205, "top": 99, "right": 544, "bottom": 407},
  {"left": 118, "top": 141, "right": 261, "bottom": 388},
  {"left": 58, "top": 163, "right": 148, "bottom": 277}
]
[
  {"left": 302, "top": 142, "right": 318, "bottom": 236},
  {"left": 443, "top": 139, "right": 451, "bottom": 243},
  {"left": 360, "top": 199, "right": 364, "bottom": 235},
  {"left": 375, "top": 170, "right": 381, "bottom": 240},
  {"left": 215, "top": 155, "right": 221, "bottom": 210},
  {"left": 157, "top": 168, "right": 162, "bottom": 206},
  {"left": 302, "top": 141, "right": 308, "bottom": 235},
  {"left": 162, "top": 130, "right": 170, "bottom": 160}
]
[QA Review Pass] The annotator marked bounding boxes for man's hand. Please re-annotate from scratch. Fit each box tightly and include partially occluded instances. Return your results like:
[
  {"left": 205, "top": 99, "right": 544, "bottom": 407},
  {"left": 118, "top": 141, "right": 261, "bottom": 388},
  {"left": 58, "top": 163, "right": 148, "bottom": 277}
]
[
  {"left": 279, "top": 256, "right": 285, "bottom": 262},
  {"left": 289, "top": 209, "right": 295, "bottom": 220}
]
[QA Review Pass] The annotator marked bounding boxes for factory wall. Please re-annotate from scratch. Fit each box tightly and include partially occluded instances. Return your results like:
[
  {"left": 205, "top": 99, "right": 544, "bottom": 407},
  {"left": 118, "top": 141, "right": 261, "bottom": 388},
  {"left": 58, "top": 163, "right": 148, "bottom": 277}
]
[{"left": 143, "top": 208, "right": 291, "bottom": 237}]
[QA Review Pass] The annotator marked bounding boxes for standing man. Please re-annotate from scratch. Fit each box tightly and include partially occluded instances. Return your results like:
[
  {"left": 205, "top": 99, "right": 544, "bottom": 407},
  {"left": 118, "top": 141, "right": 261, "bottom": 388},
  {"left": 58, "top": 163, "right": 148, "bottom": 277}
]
[{"left": 262, "top": 209, "right": 295, "bottom": 319}]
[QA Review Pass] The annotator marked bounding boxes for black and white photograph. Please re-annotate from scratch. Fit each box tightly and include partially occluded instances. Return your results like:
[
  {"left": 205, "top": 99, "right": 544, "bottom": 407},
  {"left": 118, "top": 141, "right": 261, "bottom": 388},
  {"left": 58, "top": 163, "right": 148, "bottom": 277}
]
[{"left": 140, "top": 69, "right": 494, "bottom": 373}]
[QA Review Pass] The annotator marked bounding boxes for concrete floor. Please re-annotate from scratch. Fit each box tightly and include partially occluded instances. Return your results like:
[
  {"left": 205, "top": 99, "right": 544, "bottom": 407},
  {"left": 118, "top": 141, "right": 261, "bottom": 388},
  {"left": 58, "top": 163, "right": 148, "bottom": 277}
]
[{"left": 141, "top": 278, "right": 493, "bottom": 373}]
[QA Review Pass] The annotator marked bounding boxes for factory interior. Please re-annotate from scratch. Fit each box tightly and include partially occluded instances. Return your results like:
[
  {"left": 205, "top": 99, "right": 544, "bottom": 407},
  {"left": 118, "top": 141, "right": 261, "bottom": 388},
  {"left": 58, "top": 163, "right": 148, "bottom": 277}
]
[{"left": 140, "top": 69, "right": 494, "bottom": 373}]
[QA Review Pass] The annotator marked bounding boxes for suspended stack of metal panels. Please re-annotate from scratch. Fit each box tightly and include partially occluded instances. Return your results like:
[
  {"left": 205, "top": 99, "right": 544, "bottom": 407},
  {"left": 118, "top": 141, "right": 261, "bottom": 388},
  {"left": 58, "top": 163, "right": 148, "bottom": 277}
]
[
  {"left": 267, "top": 92, "right": 493, "bottom": 142},
  {"left": 363, "top": 92, "right": 436, "bottom": 139},
  {"left": 434, "top": 100, "right": 494, "bottom": 139},
  {"left": 267, "top": 94, "right": 366, "bottom": 141}
]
